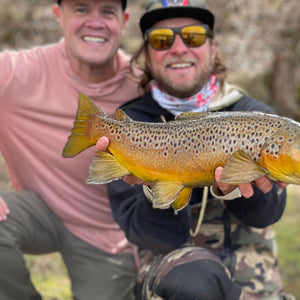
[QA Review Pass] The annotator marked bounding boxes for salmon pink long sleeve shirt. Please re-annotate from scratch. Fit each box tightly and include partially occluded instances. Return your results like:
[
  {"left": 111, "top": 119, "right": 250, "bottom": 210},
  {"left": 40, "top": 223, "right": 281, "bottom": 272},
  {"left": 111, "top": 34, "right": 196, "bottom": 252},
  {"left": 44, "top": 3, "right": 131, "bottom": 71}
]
[{"left": 0, "top": 41, "right": 140, "bottom": 256}]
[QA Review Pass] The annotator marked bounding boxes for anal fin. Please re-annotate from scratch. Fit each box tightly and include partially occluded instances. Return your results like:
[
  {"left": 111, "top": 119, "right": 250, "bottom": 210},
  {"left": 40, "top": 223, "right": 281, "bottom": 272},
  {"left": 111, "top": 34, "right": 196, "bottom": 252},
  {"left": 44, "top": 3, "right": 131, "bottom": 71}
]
[
  {"left": 151, "top": 181, "right": 184, "bottom": 209},
  {"left": 172, "top": 187, "right": 192, "bottom": 211}
]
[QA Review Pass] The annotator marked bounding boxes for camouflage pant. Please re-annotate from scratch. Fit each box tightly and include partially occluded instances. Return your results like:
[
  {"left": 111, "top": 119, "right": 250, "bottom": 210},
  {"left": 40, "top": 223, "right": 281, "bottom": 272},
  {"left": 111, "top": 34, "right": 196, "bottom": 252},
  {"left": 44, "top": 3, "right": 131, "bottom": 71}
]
[
  {"left": 135, "top": 199, "right": 295, "bottom": 299},
  {"left": 136, "top": 247, "right": 295, "bottom": 300}
]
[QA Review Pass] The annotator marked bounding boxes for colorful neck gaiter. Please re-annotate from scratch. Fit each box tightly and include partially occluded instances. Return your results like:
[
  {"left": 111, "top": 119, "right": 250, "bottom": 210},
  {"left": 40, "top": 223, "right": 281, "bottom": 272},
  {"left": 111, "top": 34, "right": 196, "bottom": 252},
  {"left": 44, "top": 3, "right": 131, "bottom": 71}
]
[{"left": 151, "top": 74, "right": 220, "bottom": 116}]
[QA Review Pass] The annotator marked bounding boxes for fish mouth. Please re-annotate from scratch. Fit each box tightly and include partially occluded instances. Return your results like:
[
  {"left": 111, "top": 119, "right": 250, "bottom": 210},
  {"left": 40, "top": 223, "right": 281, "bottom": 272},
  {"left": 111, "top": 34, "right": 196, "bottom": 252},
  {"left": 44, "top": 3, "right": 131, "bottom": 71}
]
[{"left": 82, "top": 35, "right": 106, "bottom": 43}]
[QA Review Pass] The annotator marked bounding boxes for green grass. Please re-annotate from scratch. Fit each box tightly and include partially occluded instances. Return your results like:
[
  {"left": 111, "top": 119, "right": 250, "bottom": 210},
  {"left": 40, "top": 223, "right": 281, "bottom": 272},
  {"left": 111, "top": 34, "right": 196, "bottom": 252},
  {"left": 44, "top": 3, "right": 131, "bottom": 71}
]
[
  {"left": 25, "top": 253, "right": 72, "bottom": 300},
  {"left": 273, "top": 185, "right": 300, "bottom": 298},
  {"left": 25, "top": 186, "right": 300, "bottom": 300}
]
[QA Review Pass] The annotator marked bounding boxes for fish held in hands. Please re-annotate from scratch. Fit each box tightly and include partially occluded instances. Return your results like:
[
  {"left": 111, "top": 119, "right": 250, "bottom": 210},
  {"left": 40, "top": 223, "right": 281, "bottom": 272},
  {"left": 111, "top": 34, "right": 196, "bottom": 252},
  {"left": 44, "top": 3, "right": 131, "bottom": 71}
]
[{"left": 63, "top": 93, "right": 300, "bottom": 211}]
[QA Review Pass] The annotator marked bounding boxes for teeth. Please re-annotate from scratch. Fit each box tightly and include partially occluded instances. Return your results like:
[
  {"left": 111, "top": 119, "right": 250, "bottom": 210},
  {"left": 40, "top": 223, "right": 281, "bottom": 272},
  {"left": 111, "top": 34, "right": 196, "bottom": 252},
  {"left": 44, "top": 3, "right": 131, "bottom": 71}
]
[
  {"left": 83, "top": 36, "right": 105, "bottom": 43},
  {"left": 170, "top": 63, "right": 192, "bottom": 69}
]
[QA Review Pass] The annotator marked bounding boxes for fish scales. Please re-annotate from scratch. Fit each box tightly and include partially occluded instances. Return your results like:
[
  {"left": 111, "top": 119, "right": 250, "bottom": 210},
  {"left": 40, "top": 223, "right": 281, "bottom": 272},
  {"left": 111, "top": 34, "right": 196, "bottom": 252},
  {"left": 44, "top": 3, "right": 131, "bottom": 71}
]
[
  {"left": 63, "top": 94, "right": 300, "bottom": 211},
  {"left": 102, "top": 113, "right": 284, "bottom": 181}
]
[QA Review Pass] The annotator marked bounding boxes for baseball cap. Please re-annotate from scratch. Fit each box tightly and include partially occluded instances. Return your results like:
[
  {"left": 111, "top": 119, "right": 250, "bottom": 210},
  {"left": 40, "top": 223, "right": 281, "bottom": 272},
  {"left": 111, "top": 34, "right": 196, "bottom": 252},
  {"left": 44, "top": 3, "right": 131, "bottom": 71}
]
[
  {"left": 57, "top": 0, "right": 127, "bottom": 10},
  {"left": 140, "top": 0, "right": 214, "bottom": 34}
]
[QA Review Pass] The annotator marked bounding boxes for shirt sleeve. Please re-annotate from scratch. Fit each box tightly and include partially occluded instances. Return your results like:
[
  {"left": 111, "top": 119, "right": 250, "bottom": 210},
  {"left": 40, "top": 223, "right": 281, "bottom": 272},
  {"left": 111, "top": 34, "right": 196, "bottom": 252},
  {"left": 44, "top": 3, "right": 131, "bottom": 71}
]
[{"left": 225, "top": 184, "right": 286, "bottom": 227}]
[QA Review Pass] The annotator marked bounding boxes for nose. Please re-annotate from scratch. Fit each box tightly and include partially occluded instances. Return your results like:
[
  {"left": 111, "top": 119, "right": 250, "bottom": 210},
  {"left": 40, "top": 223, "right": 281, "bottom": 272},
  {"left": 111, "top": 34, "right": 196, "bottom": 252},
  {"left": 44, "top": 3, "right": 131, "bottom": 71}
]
[
  {"left": 169, "top": 34, "right": 188, "bottom": 54},
  {"left": 85, "top": 11, "right": 105, "bottom": 28}
]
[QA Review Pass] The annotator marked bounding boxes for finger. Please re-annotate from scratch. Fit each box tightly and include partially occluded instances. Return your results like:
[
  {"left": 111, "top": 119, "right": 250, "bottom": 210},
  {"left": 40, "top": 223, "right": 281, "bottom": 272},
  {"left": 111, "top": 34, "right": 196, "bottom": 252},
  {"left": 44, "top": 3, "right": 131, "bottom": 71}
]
[
  {"left": 214, "top": 166, "right": 223, "bottom": 183},
  {"left": 238, "top": 183, "right": 254, "bottom": 198},
  {"left": 254, "top": 176, "right": 273, "bottom": 194},
  {"left": 0, "top": 197, "right": 9, "bottom": 221},
  {"left": 0, "top": 197, "right": 9, "bottom": 213},
  {"left": 277, "top": 181, "right": 288, "bottom": 189},
  {"left": 215, "top": 167, "right": 236, "bottom": 194},
  {"left": 0, "top": 213, "right": 8, "bottom": 221},
  {"left": 96, "top": 137, "right": 110, "bottom": 151},
  {"left": 123, "top": 175, "right": 145, "bottom": 185}
]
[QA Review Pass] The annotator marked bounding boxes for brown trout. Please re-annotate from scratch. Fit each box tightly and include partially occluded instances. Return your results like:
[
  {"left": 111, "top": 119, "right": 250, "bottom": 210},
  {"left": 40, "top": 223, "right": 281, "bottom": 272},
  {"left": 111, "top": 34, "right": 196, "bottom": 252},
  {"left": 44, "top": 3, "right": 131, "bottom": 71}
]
[{"left": 63, "top": 94, "right": 300, "bottom": 211}]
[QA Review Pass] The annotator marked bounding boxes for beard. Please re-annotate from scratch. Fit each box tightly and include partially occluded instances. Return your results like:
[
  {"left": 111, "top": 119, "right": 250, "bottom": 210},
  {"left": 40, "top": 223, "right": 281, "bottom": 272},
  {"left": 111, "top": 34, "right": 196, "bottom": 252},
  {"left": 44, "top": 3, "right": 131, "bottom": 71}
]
[
  {"left": 155, "top": 70, "right": 212, "bottom": 98},
  {"left": 150, "top": 56, "right": 214, "bottom": 99}
]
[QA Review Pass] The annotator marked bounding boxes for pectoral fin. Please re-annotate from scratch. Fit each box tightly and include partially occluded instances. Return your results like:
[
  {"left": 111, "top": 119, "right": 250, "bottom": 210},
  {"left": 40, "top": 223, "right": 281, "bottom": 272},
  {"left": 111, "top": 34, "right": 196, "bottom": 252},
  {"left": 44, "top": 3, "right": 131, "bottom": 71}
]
[
  {"left": 151, "top": 181, "right": 184, "bottom": 209},
  {"left": 221, "top": 150, "right": 267, "bottom": 184},
  {"left": 88, "top": 151, "right": 130, "bottom": 184},
  {"left": 172, "top": 187, "right": 192, "bottom": 211}
]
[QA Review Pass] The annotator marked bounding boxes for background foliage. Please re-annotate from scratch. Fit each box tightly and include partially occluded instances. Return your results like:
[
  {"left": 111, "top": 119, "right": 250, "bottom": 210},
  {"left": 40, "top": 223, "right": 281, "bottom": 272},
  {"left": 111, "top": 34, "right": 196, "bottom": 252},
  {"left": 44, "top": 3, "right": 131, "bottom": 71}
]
[{"left": 0, "top": 0, "right": 299, "bottom": 299}]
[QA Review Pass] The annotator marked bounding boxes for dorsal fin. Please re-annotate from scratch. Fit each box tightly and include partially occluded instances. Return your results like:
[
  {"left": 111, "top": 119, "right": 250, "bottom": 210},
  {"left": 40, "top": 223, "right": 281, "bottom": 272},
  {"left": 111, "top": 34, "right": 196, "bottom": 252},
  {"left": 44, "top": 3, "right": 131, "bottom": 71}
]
[
  {"left": 115, "top": 109, "right": 132, "bottom": 122},
  {"left": 175, "top": 112, "right": 209, "bottom": 121},
  {"left": 79, "top": 93, "right": 107, "bottom": 117}
]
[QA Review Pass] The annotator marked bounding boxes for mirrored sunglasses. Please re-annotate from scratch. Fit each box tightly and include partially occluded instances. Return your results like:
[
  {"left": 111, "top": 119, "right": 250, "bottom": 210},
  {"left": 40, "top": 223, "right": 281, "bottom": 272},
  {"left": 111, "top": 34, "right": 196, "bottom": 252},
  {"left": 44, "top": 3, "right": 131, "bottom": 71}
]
[{"left": 145, "top": 25, "right": 213, "bottom": 51}]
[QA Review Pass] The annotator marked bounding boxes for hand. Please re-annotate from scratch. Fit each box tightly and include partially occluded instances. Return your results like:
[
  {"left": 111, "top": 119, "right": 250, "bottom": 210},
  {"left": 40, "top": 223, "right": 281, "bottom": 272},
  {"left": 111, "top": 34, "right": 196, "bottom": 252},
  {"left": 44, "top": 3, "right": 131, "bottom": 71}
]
[
  {"left": 215, "top": 166, "right": 288, "bottom": 199},
  {"left": 0, "top": 196, "right": 10, "bottom": 221}
]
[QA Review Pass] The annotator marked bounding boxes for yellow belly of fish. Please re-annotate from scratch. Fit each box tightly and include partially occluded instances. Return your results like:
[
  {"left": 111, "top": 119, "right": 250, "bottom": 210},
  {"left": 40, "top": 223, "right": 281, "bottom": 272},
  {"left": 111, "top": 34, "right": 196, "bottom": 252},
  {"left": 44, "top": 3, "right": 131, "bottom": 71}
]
[
  {"left": 112, "top": 146, "right": 220, "bottom": 186},
  {"left": 260, "top": 151, "right": 300, "bottom": 183}
]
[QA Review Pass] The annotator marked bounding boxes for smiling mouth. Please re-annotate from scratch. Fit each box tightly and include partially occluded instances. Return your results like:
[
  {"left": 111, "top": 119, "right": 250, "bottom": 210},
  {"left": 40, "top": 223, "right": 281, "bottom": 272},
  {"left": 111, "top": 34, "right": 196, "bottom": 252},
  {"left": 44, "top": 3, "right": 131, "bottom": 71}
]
[
  {"left": 83, "top": 36, "right": 106, "bottom": 43},
  {"left": 169, "top": 62, "right": 193, "bottom": 69}
]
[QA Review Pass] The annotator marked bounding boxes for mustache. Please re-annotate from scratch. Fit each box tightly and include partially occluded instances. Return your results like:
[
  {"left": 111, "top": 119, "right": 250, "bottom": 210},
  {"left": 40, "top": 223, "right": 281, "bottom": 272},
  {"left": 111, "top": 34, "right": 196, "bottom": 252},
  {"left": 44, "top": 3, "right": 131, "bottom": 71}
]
[{"left": 163, "top": 57, "right": 197, "bottom": 67}]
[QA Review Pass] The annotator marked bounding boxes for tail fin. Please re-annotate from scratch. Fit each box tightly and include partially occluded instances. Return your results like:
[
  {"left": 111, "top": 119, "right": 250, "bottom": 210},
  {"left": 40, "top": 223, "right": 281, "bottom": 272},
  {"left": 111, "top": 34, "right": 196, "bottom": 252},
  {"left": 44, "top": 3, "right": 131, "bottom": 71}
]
[{"left": 62, "top": 93, "right": 105, "bottom": 158}]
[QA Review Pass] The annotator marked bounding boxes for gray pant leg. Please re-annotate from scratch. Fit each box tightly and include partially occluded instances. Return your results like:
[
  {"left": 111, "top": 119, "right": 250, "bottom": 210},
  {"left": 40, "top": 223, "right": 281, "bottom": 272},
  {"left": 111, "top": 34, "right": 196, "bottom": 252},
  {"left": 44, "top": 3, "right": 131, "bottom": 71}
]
[
  {"left": 0, "top": 191, "right": 62, "bottom": 300},
  {"left": 61, "top": 229, "right": 136, "bottom": 300},
  {"left": 0, "top": 190, "right": 137, "bottom": 300}
]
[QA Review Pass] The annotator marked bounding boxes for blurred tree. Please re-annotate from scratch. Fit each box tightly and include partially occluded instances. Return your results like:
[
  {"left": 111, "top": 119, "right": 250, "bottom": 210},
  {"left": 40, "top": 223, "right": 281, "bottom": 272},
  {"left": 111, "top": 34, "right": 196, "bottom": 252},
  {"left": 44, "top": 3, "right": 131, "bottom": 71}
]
[{"left": 270, "top": 46, "right": 300, "bottom": 121}]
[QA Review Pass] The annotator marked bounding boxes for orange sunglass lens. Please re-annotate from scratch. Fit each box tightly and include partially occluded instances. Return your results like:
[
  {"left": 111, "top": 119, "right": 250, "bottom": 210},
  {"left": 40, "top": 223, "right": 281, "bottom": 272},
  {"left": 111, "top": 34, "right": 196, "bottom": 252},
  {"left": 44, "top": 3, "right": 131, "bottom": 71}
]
[
  {"left": 148, "top": 28, "right": 174, "bottom": 50},
  {"left": 181, "top": 26, "right": 207, "bottom": 47}
]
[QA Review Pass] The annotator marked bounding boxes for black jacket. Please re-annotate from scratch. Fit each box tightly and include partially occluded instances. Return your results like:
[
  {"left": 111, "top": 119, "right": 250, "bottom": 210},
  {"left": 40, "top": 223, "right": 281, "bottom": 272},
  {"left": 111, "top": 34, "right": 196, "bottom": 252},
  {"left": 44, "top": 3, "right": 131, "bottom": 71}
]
[{"left": 107, "top": 92, "right": 286, "bottom": 254}]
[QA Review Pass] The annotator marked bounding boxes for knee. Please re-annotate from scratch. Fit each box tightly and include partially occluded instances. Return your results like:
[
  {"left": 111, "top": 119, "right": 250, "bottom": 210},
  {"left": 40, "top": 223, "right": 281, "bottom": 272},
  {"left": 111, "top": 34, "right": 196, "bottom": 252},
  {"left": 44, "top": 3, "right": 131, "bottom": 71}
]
[
  {"left": 142, "top": 247, "right": 242, "bottom": 300},
  {"left": 156, "top": 260, "right": 238, "bottom": 299}
]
